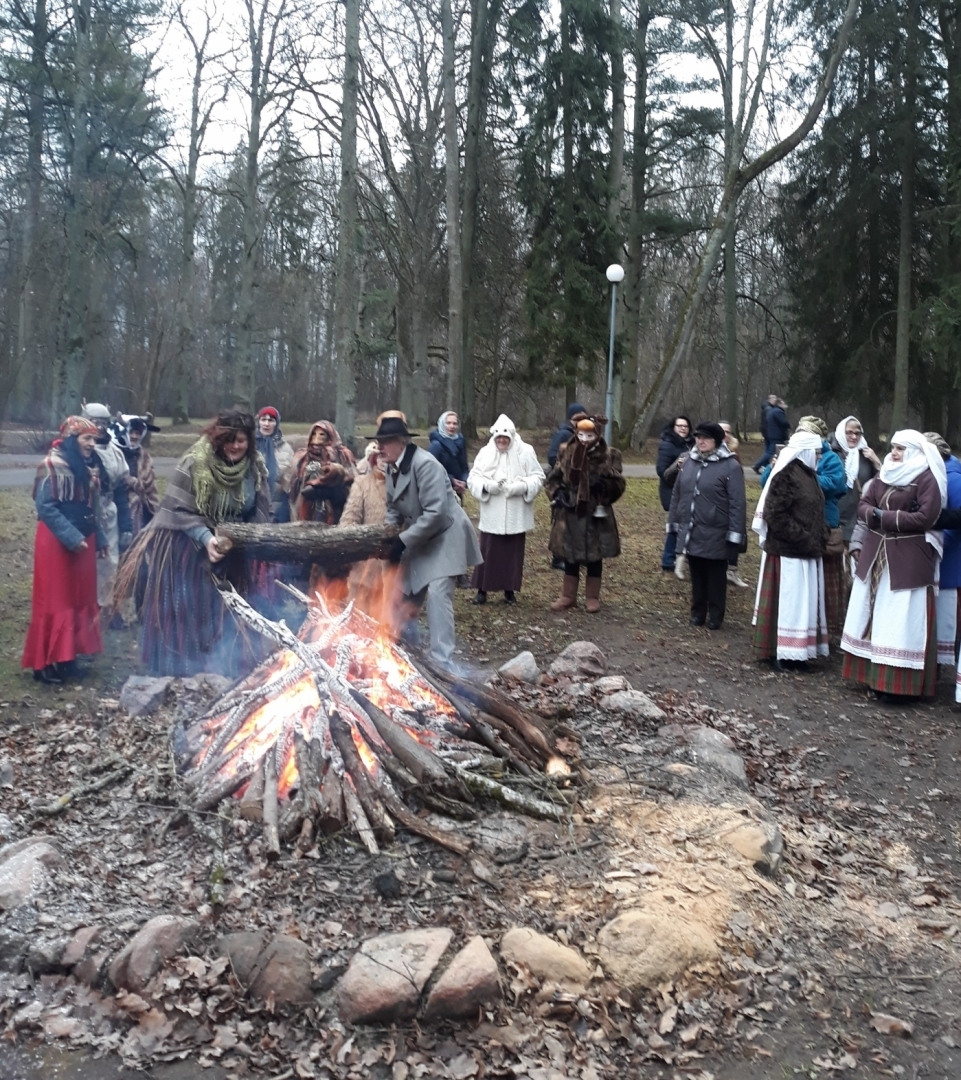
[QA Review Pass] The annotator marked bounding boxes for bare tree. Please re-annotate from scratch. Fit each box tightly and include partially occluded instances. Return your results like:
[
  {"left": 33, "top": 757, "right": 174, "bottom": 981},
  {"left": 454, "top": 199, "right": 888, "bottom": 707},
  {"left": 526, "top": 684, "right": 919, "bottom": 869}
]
[{"left": 441, "top": 0, "right": 463, "bottom": 411}]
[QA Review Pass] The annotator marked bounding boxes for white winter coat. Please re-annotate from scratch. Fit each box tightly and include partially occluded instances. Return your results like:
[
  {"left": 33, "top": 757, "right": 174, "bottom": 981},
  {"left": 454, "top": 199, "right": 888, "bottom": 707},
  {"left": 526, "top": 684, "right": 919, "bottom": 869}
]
[{"left": 467, "top": 415, "right": 545, "bottom": 535}]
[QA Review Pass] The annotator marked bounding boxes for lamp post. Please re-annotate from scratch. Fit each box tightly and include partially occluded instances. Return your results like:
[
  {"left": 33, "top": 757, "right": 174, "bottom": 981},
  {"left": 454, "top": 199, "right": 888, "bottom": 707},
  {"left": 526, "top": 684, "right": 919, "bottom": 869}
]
[{"left": 604, "top": 263, "right": 624, "bottom": 443}]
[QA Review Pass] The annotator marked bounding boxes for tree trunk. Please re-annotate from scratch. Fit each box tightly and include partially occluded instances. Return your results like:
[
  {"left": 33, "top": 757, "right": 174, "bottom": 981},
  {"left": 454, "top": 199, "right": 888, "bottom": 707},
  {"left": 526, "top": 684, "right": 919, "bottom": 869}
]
[
  {"left": 892, "top": 0, "right": 918, "bottom": 432},
  {"left": 939, "top": 0, "right": 961, "bottom": 446},
  {"left": 215, "top": 521, "right": 399, "bottom": 565},
  {"left": 234, "top": 117, "right": 262, "bottom": 410},
  {"left": 723, "top": 211, "right": 738, "bottom": 429},
  {"left": 56, "top": 0, "right": 93, "bottom": 421},
  {"left": 441, "top": 0, "right": 464, "bottom": 413},
  {"left": 622, "top": 0, "right": 650, "bottom": 446},
  {"left": 333, "top": 0, "right": 361, "bottom": 451},
  {"left": 460, "top": 0, "right": 501, "bottom": 436}
]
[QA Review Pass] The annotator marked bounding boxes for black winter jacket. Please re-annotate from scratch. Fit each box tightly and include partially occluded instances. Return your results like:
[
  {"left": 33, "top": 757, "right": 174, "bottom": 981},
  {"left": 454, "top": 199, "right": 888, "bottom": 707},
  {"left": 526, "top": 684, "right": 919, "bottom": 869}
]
[
  {"left": 765, "top": 406, "right": 790, "bottom": 443},
  {"left": 655, "top": 426, "right": 694, "bottom": 511},
  {"left": 668, "top": 444, "right": 747, "bottom": 560}
]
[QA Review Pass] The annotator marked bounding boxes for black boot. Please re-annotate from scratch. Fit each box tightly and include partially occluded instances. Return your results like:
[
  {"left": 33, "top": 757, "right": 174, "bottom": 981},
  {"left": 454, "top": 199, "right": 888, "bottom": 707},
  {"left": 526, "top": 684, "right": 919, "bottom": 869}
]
[
  {"left": 471, "top": 591, "right": 487, "bottom": 605},
  {"left": 33, "top": 665, "right": 62, "bottom": 685},
  {"left": 504, "top": 591, "right": 516, "bottom": 604}
]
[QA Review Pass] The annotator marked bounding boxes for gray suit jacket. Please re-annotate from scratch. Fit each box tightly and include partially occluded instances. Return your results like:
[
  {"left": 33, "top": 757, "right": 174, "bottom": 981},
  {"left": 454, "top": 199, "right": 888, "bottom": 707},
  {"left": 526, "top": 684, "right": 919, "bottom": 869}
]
[{"left": 386, "top": 444, "right": 483, "bottom": 595}]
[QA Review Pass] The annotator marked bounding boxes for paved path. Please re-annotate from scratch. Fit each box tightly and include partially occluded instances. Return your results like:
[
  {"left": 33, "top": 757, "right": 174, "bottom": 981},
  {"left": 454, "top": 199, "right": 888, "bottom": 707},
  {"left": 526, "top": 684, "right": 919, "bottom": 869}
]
[{"left": 0, "top": 455, "right": 760, "bottom": 489}]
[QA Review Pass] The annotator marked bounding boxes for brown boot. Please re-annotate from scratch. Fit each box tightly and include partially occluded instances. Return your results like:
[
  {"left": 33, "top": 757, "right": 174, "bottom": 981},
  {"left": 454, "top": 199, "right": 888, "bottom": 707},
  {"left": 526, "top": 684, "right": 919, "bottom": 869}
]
[
  {"left": 585, "top": 576, "right": 602, "bottom": 613},
  {"left": 550, "top": 574, "right": 579, "bottom": 611}
]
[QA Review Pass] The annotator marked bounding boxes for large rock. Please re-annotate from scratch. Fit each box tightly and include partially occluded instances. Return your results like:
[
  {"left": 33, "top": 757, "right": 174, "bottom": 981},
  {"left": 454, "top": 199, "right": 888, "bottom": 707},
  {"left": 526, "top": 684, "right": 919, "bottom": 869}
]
[
  {"left": 593, "top": 675, "right": 630, "bottom": 695},
  {"left": 548, "top": 641, "right": 607, "bottom": 679},
  {"left": 119, "top": 675, "right": 173, "bottom": 718},
  {"left": 688, "top": 726, "right": 747, "bottom": 787},
  {"left": 0, "top": 840, "right": 63, "bottom": 911},
  {"left": 62, "top": 926, "right": 103, "bottom": 968},
  {"left": 250, "top": 937, "right": 312, "bottom": 1005},
  {"left": 723, "top": 819, "right": 784, "bottom": 877},
  {"left": 218, "top": 931, "right": 270, "bottom": 983},
  {"left": 424, "top": 936, "right": 501, "bottom": 1021},
  {"left": 498, "top": 652, "right": 540, "bottom": 683},
  {"left": 0, "top": 928, "right": 27, "bottom": 973},
  {"left": 108, "top": 915, "right": 202, "bottom": 992},
  {"left": 599, "top": 689, "right": 666, "bottom": 722},
  {"left": 597, "top": 910, "right": 718, "bottom": 990},
  {"left": 337, "top": 928, "right": 453, "bottom": 1024},
  {"left": 499, "top": 927, "right": 591, "bottom": 990}
]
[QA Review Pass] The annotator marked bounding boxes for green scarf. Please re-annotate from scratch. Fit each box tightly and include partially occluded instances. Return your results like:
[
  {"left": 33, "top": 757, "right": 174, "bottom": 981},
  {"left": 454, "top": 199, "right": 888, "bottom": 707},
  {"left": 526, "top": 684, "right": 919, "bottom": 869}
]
[{"left": 183, "top": 437, "right": 267, "bottom": 522}]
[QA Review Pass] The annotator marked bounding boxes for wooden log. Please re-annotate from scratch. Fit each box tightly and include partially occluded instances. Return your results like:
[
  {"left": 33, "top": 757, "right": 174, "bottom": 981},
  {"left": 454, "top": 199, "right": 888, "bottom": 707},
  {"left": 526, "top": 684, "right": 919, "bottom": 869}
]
[
  {"left": 262, "top": 755, "right": 281, "bottom": 860},
  {"left": 453, "top": 766, "right": 566, "bottom": 820},
  {"left": 376, "top": 783, "right": 472, "bottom": 855},
  {"left": 240, "top": 767, "right": 266, "bottom": 821},
  {"left": 297, "top": 818, "right": 314, "bottom": 850},
  {"left": 194, "top": 767, "right": 255, "bottom": 813},
  {"left": 215, "top": 521, "right": 399, "bottom": 566},
  {"left": 316, "top": 765, "right": 347, "bottom": 834},
  {"left": 329, "top": 712, "right": 395, "bottom": 845},
  {"left": 349, "top": 688, "right": 451, "bottom": 786}
]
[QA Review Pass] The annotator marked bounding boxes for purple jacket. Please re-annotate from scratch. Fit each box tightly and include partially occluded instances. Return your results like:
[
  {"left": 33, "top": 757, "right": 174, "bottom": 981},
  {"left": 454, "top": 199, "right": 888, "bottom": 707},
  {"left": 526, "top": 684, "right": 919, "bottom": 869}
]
[{"left": 850, "top": 470, "right": 941, "bottom": 590}]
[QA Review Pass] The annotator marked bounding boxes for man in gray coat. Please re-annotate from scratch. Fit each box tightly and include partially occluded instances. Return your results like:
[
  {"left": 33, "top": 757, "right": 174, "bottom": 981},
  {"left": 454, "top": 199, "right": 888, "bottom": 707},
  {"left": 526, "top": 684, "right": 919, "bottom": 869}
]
[{"left": 377, "top": 416, "right": 483, "bottom": 668}]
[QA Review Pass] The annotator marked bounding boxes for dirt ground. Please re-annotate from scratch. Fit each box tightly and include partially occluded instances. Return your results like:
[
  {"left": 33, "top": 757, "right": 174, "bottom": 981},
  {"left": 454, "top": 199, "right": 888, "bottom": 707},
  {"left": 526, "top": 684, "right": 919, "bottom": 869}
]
[{"left": 2, "top": 479, "right": 961, "bottom": 1079}]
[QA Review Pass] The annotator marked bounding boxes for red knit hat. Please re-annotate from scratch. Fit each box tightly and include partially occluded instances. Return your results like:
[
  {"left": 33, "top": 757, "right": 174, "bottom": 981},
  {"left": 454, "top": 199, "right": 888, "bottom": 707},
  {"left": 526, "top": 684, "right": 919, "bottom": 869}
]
[{"left": 257, "top": 406, "right": 280, "bottom": 421}]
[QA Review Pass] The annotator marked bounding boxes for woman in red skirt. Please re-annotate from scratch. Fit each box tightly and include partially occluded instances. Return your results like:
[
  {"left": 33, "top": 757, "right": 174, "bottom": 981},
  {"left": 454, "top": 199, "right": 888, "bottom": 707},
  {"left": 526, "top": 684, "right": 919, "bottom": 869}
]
[{"left": 22, "top": 417, "right": 107, "bottom": 684}]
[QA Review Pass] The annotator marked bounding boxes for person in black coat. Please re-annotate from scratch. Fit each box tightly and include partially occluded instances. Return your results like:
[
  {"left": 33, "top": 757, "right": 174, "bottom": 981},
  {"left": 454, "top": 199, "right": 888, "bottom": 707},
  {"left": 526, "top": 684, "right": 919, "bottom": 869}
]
[
  {"left": 752, "top": 394, "right": 789, "bottom": 472},
  {"left": 655, "top": 415, "right": 693, "bottom": 571},
  {"left": 427, "top": 411, "right": 469, "bottom": 496},
  {"left": 669, "top": 422, "right": 746, "bottom": 629},
  {"left": 548, "top": 402, "right": 587, "bottom": 469}
]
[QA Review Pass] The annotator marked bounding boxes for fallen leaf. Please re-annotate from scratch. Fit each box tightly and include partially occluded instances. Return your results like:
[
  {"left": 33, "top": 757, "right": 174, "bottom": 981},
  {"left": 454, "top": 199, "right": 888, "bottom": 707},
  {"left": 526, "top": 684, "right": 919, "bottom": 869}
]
[
  {"left": 869, "top": 1012, "right": 914, "bottom": 1038},
  {"left": 911, "top": 894, "right": 938, "bottom": 907},
  {"left": 659, "top": 1005, "right": 678, "bottom": 1034}
]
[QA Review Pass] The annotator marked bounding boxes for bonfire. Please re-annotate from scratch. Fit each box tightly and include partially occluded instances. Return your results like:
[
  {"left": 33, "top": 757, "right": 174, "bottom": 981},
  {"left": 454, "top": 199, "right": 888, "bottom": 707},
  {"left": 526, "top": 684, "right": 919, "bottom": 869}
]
[{"left": 173, "top": 554, "right": 578, "bottom": 859}]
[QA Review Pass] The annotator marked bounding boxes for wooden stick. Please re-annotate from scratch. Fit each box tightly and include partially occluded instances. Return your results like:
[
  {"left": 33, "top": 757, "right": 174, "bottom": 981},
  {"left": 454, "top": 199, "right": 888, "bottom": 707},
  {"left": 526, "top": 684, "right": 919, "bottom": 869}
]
[
  {"left": 316, "top": 765, "right": 347, "bottom": 834},
  {"left": 342, "top": 776, "right": 379, "bottom": 855},
  {"left": 194, "top": 767, "right": 255, "bottom": 813},
  {"left": 239, "top": 767, "right": 266, "bottom": 821},
  {"left": 28, "top": 764, "right": 132, "bottom": 823},
  {"left": 453, "top": 765, "right": 565, "bottom": 820},
  {"left": 329, "top": 712, "right": 395, "bottom": 844},
  {"left": 262, "top": 754, "right": 281, "bottom": 860}
]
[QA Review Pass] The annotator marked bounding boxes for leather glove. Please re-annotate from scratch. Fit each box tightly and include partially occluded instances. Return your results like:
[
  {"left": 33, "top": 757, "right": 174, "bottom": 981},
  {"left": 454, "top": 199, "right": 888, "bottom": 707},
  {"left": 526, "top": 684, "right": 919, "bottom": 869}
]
[
  {"left": 872, "top": 507, "right": 883, "bottom": 527},
  {"left": 119, "top": 531, "right": 133, "bottom": 553},
  {"left": 386, "top": 535, "right": 406, "bottom": 564}
]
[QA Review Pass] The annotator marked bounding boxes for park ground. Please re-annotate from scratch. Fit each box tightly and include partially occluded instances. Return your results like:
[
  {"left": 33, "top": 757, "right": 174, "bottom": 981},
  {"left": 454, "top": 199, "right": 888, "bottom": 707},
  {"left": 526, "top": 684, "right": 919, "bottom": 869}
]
[{"left": 1, "top": 478, "right": 960, "bottom": 1078}]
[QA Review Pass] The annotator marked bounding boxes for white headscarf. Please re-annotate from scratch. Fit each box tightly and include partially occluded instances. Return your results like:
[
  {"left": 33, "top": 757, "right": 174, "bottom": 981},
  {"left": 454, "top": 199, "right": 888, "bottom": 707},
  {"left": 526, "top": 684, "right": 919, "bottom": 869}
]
[
  {"left": 834, "top": 415, "right": 867, "bottom": 489},
  {"left": 752, "top": 430, "right": 822, "bottom": 547},
  {"left": 879, "top": 429, "right": 947, "bottom": 507},
  {"left": 468, "top": 414, "right": 544, "bottom": 491}
]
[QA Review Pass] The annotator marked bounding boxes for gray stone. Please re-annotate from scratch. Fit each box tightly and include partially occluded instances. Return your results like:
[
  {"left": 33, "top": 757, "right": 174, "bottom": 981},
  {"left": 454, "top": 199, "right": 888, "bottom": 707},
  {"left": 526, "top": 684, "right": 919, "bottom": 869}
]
[
  {"left": 337, "top": 928, "right": 453, "bottom": 1024},
  {"left": 119, "top": 675, "right": 173, "bottom": 718},
  {"left": 593, "top": 675, "right": 631, "bottom": 694},
  {"left": 249, "top": 937, "right": 313, "bottom": 1005},
  {"left": 424, "top": 935, "right": 501, "bottom": 1021},
  {"left": 62, "top": 926, "right": 102, "bottom": 968},
  {"left": 75, "top": 949, "right": 110, "bottom": 987},
  {"left": 0, "top": 759, "right": 13, "bottom": 787},
  {"left": 218, "top": 931, "right": 270, "bottom": 983},
  {"left": 0, "top": 928, "right": 27, "bottom": 973},
  {"left": 0, "top": 841, "right": 63, "bottom": 911},
  {"left": 597, "top": 910, "right": 718, "bottom": 991},
  {"left": 599, "top": 689, "right": 666, "bottom": 721},
  {"left": 499, "top": 927, "right": 591, "bottom": 990},
  {"left": 498, "top": 652, "right": 540, "bottom": 683},
  {"left": 25, "top": 935, "right": 68, "bottom": 975},
  {"left": 688, "top": 727, "right": 747, "bottom": 787},
  {"left": 108, "top": 915, "right": 202, "bottom": 992},
  {"left": 548, "top": 641, "right": 608, "bottom": 678},
  {"left": 0, "top": 813, "right": 14, "bottom": 843},
  {"left": 182, "top": 673, "right": 233, "bottom": 696}
]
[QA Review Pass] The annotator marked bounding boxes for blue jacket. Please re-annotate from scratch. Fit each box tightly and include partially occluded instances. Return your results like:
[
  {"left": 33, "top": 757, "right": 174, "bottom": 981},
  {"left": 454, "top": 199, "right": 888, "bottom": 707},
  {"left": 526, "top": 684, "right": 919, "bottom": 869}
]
[
  {"left": 548, "top": 403, "right": 586, "bottom": 468},
  {"left": 942, "top": 456, "right": 961, "bottom": 588},
  {"left": 761, "top": 442, "right": 847, "bottom": 528}
]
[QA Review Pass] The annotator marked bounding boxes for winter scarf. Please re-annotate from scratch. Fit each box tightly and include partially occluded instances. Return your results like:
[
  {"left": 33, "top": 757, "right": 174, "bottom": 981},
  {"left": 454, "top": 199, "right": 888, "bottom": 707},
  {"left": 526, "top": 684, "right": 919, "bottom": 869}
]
[
  {"left": 181, "top": 437, "right": 268, "bottom": 522},
  {"left": 834, "top": 415, "right": 867, "bottom": 489},
  {"left": 34, "top": 433, "right": 105, "bottom": 505},
  {"left": 433, "top": 411, "right": 465, "bottom": 459},
  {"left": 289, "top": 421, "right": 355, "bottom": 522}
]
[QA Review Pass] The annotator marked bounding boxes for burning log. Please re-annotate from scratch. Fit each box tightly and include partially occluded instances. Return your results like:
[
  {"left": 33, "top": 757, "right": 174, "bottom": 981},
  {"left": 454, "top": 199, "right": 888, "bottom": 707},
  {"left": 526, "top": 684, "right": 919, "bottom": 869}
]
[
  {"left": 214, "top": 522, "right": 399, "bottom": 567},
  {"left": 173, "top": 583, "right": 580, "bottom": 856}
]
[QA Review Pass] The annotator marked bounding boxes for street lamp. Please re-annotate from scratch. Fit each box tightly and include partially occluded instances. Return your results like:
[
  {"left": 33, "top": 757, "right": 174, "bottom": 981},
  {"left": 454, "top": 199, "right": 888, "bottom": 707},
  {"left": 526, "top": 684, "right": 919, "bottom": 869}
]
[{"left": 604, "top": 263, "right": 624, "bottom": 443}]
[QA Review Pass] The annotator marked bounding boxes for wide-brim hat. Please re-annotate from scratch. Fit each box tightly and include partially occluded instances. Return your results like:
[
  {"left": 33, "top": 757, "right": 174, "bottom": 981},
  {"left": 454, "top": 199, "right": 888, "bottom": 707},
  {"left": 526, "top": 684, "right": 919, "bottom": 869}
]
[{"left": 372, "top": 416, "right": 417, "bottom": 439}]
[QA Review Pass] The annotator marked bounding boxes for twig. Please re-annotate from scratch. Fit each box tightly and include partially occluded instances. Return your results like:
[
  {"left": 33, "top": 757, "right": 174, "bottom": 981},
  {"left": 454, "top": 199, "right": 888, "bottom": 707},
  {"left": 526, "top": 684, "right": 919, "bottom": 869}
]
[{"left": 28, "top": 764, "right": 132, "bottom": 824}]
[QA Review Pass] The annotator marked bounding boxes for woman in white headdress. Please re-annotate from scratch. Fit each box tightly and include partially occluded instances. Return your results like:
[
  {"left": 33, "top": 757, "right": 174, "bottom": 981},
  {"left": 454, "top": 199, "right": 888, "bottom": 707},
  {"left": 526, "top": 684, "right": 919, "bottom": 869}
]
[
  {"left": 841, "top": 430, "right": 946, "bottom": 700},
  {"left": 829, "top": 416, "right": 882, "bottom": 559},
  {"left": 752, "top": 430, "right": 829, "bottom": 670}
]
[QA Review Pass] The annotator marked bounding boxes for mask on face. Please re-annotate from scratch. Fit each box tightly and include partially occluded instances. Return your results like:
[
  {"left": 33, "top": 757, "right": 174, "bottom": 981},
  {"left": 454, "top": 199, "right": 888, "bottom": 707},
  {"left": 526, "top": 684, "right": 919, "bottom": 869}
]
[{"left": 576, "top": 432, "right": 595, "bottom": 445}]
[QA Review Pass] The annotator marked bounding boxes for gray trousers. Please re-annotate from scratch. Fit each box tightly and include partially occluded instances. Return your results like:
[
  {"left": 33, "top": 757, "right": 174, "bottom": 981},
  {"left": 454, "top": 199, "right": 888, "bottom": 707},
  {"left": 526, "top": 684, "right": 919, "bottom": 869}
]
[{"left": 405, "top": 576, "right": 457, "bottom": 667}]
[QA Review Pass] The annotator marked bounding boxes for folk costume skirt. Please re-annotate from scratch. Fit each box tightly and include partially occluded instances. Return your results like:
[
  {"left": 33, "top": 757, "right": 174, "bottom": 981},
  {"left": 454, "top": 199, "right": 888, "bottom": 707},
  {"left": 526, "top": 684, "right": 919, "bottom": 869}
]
[
  {"left": 823, "top": 551, "right": 847, "bottom": 643},
  {"left": 752, "top": 551, "right": 829, "bottom": 661},
  {"left": 841, "top": 555, "right": 937, "bottom": 698},
  {"left": 22, "top": 522, "right": 102, "bottom": 671},
  {"left": 936, "top": 587, "right": 958, "bottom": 666},
  {"left": 471, "top": 532, "right": 526, "bottom": 592}
]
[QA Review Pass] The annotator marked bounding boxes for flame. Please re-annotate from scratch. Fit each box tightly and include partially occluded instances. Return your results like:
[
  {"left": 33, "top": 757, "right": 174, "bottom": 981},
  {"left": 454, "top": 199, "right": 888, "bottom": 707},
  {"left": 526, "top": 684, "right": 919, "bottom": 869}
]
[{"left": 352, "top": 726, "right": 380, "bottom": 777}]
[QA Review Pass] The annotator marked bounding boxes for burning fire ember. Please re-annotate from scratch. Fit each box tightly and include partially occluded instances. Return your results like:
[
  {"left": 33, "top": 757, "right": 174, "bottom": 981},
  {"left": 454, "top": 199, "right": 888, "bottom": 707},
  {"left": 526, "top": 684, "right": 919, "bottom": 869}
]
[{"left": 174, "top": 583, "right": 576, "bottom": 856}]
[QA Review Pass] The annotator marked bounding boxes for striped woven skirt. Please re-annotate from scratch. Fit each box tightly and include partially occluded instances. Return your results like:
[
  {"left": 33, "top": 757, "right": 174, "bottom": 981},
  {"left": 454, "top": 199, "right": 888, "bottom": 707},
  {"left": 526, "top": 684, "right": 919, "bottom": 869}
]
[
  {"left": 752, "top": 552, "right": 829, "bottom": 661},
  {"left": 823, "top": 552, "right": 847, "bottom": 643}
]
